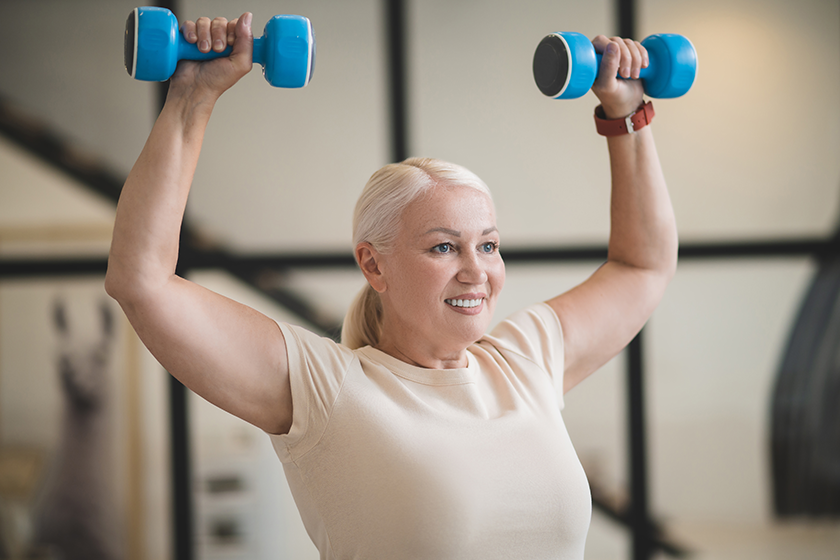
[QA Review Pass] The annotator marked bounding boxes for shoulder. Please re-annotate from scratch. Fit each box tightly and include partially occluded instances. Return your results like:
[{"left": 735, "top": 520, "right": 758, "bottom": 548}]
[
  {"left": 475, "top": 303, "right": 565, "bottom": 392},
  {"left": 278, "top": 321, "right": 357, "bottom": 369},
  {"left": 483, "top": 303, "right": 564, "bottom": 356}
]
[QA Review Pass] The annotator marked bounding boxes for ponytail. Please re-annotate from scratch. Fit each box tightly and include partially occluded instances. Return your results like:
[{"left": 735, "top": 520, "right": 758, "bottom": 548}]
[{"left": 341, "top": 283, "right": 382, "bottom": 349}]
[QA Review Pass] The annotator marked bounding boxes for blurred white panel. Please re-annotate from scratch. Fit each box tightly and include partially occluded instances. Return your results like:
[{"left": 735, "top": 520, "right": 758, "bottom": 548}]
[
  {"left": 409, "top": 0, "right": 615, "bottom": 247},
  {"left": 0, "top": 0, "right": 157, "bottom": 173},
  {"left": 641, "top": 0, "right": 840, "bottom": 240},
  {"left": 0, "top": 137, "right": 114, "bottom": 228},
  {"left": 647, "top": 257, "right": 815, "bottom": 522},
  {"left": 182, "top": 0, "right": 388, "bottom": 252}
]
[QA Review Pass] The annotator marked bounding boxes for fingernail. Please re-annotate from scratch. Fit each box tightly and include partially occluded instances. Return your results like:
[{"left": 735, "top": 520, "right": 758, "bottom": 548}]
[
  {"left": 244, "top": 12, "right": 253, "bottom": 26},
  {"left": 214, "top": 39, "right": 224, "bottom": 50},
  {"left": 188, "top": 31, "right": 197, "bottom": 42},
  {"left": 606, "top": 43, "right": 618, "bottom": 55},
  {"left": 199, "top": 40, "right": 209, "bottom": 52}
]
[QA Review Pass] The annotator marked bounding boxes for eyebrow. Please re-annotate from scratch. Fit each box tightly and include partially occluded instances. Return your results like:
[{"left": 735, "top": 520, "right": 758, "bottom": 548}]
[{"left": 424, "top": 226, "right": 498, "bottom": 236}]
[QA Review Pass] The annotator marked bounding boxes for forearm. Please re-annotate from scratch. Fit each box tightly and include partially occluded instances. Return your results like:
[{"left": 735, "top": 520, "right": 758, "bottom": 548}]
[
  {"left": 605, "top": 125, "right": 678, "bottom": 276},
  {"left": 106, "top": 89, "right": 216, "bottom": 301}
]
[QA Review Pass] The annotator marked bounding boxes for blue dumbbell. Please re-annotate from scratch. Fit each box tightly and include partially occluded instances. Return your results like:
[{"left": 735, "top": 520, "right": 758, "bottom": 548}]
[
  {"left": 533, "top": 32, "right": 696, "bottom": 99},
  {"left": 124, "top": 6, "right": 315, "bottom": 88}
]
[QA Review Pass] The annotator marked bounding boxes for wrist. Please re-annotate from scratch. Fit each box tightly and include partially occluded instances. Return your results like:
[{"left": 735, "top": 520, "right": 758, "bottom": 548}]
[
  {"left": 598, "top": 100, "right": 642, "bottom": 120},
  {"left": 594, "top": 101, "right": 655, "bottom": 137},
  {"left": 163, "top": 82, "right": 218, "bottom": 122}
]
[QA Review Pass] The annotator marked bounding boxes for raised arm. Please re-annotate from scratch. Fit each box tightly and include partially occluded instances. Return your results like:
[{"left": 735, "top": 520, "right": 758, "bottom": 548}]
[
  {"left": 546, "top": 36, "right": 679, "bottom": 393},
  {"left": 105, "top": 13, "right": 292, "bottom": 434}
]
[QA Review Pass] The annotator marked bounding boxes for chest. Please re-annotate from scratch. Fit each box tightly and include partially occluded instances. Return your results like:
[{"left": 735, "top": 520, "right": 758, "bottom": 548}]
[{"left": 294, "top": 357, "right": 592, "bottom": 559}]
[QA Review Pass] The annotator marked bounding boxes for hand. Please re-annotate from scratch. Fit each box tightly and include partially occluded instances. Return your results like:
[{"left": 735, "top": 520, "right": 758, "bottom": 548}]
[
  {"left": 170, "top": 13, "right": 254, "bottom": 99},
  {"left": 590, "top": 35, "right": 648, "bottom": 119}
]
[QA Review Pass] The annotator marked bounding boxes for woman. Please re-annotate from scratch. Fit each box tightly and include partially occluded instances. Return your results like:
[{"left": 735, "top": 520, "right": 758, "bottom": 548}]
[{"left": 106, "top": 12, "right": 677, "bottom": 560}]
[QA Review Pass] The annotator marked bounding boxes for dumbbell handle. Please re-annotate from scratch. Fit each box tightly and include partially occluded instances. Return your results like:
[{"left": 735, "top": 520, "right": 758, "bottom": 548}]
[
  {"left": 174, "top": 34, "right": 269, "bottom": 69},
  {"left": 594, "top": 52, "right": 655, "bottom": 81}
]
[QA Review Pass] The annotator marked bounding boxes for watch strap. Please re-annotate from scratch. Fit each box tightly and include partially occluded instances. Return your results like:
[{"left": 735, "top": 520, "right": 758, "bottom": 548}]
[{"left": 594, "top": 101, "right": 655, "bottom": 136}]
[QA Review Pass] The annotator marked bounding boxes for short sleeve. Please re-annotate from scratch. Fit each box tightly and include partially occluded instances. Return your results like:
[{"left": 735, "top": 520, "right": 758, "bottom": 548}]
[
  {"left": 269, "top": 322, "right": 357, "bottom": 462},
  {"left": 484, "top": 303, "right": 565, "bottom": 399}
]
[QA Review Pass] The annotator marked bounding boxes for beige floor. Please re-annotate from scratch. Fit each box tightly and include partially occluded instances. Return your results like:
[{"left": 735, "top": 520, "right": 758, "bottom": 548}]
[
  {"left": 584, "top": 512, "right": 840, "bottom": 560},
  {"left": 662, "top": 520, "right": 840, "bottom": 560}
]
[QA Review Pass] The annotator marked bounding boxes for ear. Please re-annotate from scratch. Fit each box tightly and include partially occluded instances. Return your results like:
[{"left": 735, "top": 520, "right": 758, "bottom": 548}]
[{"left": 356, "top": 243, "right": 387, "bottom": 293}]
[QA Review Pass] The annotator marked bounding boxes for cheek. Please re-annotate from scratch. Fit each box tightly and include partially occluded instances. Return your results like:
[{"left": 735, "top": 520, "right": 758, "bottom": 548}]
[
  {"left": 491, "top": 260, "right": 506, "bottom": 295},
  {"left": 390, "top": 257, "right": 446, "bottom": 296}
]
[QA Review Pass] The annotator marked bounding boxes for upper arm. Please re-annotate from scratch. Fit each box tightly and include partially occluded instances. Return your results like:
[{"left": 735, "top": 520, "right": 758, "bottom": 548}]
[
  {"left": 115, "top": 275, "right": 292, "bottom": 434},
  {"left": 546, "top": 261, "right": 672, "bottom": 393}
]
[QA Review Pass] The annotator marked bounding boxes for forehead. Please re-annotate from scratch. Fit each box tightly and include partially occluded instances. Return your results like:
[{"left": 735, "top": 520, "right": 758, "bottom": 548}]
[{"left": 400, "top": 184, "right": 496, "bottom": 234}]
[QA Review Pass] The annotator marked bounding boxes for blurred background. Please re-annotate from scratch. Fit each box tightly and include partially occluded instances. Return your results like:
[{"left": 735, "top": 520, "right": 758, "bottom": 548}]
[{"left": 0, "top": 0, "right": 838, "bottom": 559}]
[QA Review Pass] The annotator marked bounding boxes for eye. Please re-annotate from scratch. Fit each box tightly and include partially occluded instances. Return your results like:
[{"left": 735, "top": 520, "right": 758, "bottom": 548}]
[
  {"left": 479, "top": 241, "right": 498, "bottom": 254},
  {"left": 432, "top": 243, "right": 453, "bottom": 254}
]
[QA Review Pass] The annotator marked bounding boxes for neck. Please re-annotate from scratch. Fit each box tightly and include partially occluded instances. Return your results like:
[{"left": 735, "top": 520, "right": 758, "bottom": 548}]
[{"left": 376, "top": 338, "right": 468, "bottom": 370}]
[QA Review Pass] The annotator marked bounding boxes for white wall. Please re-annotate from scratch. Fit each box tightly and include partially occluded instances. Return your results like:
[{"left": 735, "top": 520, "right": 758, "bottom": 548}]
[{"left": 1, "top": 0, "right": 839, "bottom": 558}]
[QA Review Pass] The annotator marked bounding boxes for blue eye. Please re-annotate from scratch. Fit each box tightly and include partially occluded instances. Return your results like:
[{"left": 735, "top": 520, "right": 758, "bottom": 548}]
[
  {"left": 432, "top": 243, "right": 452, "bottom": 254},
  {"left": 480, "top": 242, "right": 498, "bottom": 253}
]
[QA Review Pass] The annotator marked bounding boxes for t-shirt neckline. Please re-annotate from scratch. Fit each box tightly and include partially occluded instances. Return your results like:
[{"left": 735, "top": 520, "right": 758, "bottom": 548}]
[{"left": 358, "top": 346, "right": 477, "bottom": 385}]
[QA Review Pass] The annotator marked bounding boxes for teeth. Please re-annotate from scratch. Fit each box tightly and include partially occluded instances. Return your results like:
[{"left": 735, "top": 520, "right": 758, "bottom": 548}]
[{"left": 446, "top": 298, "right": 483, "bottom": 308}]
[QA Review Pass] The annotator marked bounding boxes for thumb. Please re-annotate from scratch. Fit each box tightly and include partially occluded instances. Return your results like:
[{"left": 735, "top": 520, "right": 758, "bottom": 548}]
[
  {"left": 228, "top": 12, "right": 254, "bottom": 71},
  {"left": 596, "top": 41, "right": 620, "bottom": 84}
]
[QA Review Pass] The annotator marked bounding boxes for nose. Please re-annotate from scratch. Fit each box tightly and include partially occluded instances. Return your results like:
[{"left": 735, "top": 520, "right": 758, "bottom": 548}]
[{"left": 456, "top": 251, "right": 488, "bottom": 285}]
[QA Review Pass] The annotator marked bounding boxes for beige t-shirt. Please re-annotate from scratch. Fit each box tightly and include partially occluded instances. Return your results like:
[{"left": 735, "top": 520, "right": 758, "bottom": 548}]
[{"left": 270, "top": 303, "right": 591, "bottom": 560}]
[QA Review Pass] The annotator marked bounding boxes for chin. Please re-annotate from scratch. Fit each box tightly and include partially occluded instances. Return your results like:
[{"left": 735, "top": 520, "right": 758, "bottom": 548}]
[{"left": 454, "top": 317, "right": 493, "bottom": 345}]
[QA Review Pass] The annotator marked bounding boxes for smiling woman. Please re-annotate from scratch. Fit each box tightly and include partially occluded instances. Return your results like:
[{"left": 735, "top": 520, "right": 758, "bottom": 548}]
[
  {"left": 346, "top": 160, "right": 504, "bottom": 369},
  {"left": 342, "top": 158, "right": 497, "bottom": 354},
  {"left": 105, "top": 10, "right": 677, "bottom": 560}
]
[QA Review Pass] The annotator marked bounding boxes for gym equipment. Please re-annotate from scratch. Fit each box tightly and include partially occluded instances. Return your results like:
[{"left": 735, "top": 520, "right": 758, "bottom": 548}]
[
  {"left": 533, "top": 32, "right": 696, "bottom": 99},
  {"left": 124, "top": 6, "right": 315, "bottom": 88}
]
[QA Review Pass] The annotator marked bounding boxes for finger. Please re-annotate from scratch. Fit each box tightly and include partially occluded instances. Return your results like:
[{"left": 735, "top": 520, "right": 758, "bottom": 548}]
[
  {"left": 638, "top": 40, "right": 649, "bottom": 70},
  {"left": 622, "top": 38, "right": 643, "bottom": 79},
  {"left": 227, "top": 18, "right": 239, "bottom": 46},
  {"left": 595, "top": 38, "right": 621, "bottom": 84},
  {"left": 196, "top": 17, "right": 212, "bottom": 53},
  {"left": 181, "top": 20, "right": 197, "bottom": 44},
  {"left": 609, "top": 36, "right": 632, "bottom": 78},
  {"left": 591, "top": 34, "right": 611, "bottom": 53},
  {"left": 210, "top": 17, "right": 229, "bottom": 52}
]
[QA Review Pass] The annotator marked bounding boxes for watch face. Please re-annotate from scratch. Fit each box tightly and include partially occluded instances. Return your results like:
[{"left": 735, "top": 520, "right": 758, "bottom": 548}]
[{"left": 533, "top": 34, "right": 569, "bottom": 98}]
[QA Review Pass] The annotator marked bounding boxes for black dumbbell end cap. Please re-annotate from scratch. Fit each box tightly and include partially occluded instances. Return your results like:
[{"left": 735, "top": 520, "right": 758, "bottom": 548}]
[
  {"left": 533, "top": 34, "right": 569, "bottom": 97},
  {"left": 124, "top": 9, "right": 136, "bottom": 77}
]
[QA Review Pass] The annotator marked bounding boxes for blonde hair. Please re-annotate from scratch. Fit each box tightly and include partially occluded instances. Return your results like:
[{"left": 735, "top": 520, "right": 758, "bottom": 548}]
[{"left": 341, "top": 157, "right": 491, "bottom": 349}]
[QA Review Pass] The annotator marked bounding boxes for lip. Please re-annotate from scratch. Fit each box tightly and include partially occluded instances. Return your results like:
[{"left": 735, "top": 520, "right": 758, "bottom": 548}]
[
  {"left": 447, "top": 292, "right": 486, "bottom": 301},
  {"left": 444, "top": 293, "right": 487, "bottom": 315}
]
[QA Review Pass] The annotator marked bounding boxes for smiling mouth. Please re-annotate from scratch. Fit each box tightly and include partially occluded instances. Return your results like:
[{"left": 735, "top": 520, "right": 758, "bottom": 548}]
[{"left": 445, "top": 298, "right": 484, "bottom": 308}]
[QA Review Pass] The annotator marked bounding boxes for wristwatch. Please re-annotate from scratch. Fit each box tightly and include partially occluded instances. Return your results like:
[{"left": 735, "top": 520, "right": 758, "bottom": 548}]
[{"left": 594, "top": 101, "right": 655, "bottom": 136}]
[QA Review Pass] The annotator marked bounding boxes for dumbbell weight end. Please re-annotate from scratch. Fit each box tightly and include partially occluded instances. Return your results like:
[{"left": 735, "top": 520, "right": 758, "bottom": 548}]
[{"left": 533, "top": 31, "right": 696, "bottom": 99}]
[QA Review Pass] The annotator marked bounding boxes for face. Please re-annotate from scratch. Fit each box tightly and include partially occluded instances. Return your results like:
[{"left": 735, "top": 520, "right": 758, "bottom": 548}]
[{"left": 365, "top": 184, "right": 505, "bottom": 362}]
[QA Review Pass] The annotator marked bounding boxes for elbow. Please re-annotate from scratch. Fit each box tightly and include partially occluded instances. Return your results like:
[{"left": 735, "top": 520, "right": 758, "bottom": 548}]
[
  {"left": 104, "top": 259, "right": 124, "bottom": 303},
  {"left": 104, "top": 254, "right": 153, "bottom": 307}
]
